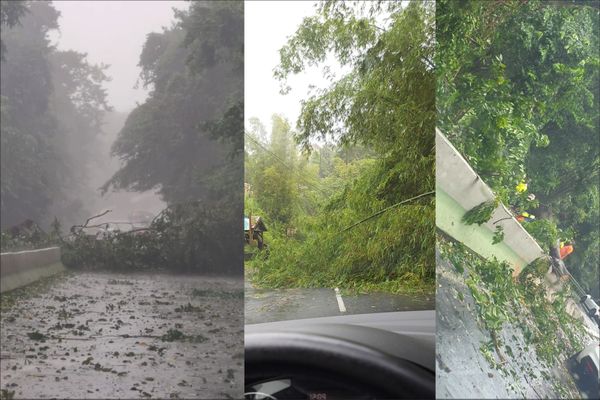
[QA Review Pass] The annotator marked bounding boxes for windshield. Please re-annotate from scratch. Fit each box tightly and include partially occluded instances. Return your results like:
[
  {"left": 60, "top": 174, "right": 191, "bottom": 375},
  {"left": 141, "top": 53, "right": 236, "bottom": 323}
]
[{"left": 244, "top": 1, "right": 435, "bottom": 324}]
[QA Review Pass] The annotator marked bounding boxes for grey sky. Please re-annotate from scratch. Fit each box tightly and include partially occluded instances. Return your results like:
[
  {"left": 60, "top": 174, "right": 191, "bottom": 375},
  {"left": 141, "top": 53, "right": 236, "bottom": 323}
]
[
  {"left": 245, "top": 1, "right": 331, "bottom": 136},
  {"left": 52, "top": 1, "right": 334, "bottom": 129},
  {"left": 245, "top": 1, "right": 400, "bottom": 139},
  {"left": 52, "top": 1, "right": 189, "bottom": 112}
]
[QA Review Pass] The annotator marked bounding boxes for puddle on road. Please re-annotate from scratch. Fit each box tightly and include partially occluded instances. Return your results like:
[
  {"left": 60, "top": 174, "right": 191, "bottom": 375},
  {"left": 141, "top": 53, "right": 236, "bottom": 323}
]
[{"left": 0, "top": 271, "right": 243, "bottom": 399}]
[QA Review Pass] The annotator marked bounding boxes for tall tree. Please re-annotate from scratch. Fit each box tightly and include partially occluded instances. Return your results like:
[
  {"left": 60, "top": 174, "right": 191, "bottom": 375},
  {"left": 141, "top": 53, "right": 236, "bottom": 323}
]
[
  {"left": 1, "top": 1, "right": 110, "bottom": 229},
  {"left": 1, "top": 1, "right": 61, "bottom": 228},
  {"left": 101, "top": 1, "right": 244, "bottom": 274},
  {"left": 104, "top": 1, "right": 243, "bottom": 206},
  {"left": 250, "top": 115, "right": 299, "bottom": 225},
  {"left": 251, "top": 1, "right": 436, "bottom": 293}
]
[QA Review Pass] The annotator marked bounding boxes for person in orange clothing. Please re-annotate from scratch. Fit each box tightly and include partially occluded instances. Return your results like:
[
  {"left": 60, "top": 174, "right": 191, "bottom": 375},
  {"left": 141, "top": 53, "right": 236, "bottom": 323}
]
[
  {"left": 559, "top": 241, "right": 574, "bottom": 259},
  {"left": 516, "top": 212, "right": 535, "bottom": 223}
]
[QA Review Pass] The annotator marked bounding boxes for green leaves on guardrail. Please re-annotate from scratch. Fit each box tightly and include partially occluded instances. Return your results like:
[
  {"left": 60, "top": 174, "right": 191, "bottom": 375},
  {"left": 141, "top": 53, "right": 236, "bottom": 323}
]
[{"left": 462, "top": 199, "right": 498, "bottom": 226}]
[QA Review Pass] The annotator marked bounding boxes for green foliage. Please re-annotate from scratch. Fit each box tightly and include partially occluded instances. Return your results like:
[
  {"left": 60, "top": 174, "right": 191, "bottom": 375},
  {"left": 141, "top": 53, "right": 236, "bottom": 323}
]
[
  {"left": 104, "top": 1, "right": 243, "bottom": 207},
  {"left": 0, "top": 0, "right": 27, "bottom": 60},
  {"left": 437, "top": 0, "right": 599, "bottom": 296},
  {"left": 246, "top": 115, "right": 300, "bottom": 225},
  {"left": 439, "top": 237, "right": 587, "bottom": 369},
  {"left": 518, "top": 257, "right": 551, "bottom": 285},
  {"left": 160, "top": 328, "right": 207, "bottom": 343},
  {"left": 466, "top": 257, "right": 516, "bottom": 332},
  {"left": 277, "top": 1, "right": 435, "bottom": 197},
  {"left": 26, "top": 331, "right": 47, "bottom": 341},
  {"left": 492, "top": 225, "right": 505, "bottom": 245},
  {"left": 523, "top": 220, "right": 560, "bottom": 253},
  {"left": 1, "top": 1, "right": 110, "bottom": 230},
  {"left": 462, "top": 200, "right": 498, "bottom": 226},
  {"left": 160, "top": 328, "right": 184, "bottom": 342},
  {"left": 247, "top": 1, "right": 435, "bottom": 294},
  {"left": 62, "top": 202, "right": 239, "bottom": 275},
  {"left": 518, "top": 280, "right": 585, "bottom": 365},
  {"left": 249, "top": 146, "right": 435, "bottom": 293},
  {"left": 437, "top": 0, "right": 598, "bottom": 194}
]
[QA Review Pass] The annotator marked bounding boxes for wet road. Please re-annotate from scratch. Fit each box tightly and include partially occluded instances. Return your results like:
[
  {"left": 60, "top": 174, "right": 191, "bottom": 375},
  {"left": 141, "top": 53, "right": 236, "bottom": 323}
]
[
  {"left": 0, "top": 271, "right": 243, "bottom": 399},
  {"left": 245, "top": 279, "right": 434, "bottom": 325},
  {"left": 435, "top": 248, "right": 594, "bottom": 399}
]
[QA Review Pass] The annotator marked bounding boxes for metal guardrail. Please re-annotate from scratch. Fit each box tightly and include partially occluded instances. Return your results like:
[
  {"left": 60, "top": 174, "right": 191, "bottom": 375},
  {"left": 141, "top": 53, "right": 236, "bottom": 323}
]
[{"left": 436, "top": 129, "right": 545, "bottom": 275}]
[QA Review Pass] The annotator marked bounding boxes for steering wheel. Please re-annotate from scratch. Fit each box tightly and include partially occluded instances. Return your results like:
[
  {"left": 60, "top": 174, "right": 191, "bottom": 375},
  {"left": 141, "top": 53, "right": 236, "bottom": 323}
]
[{"left": 245, "top": 324, "right": 435, "bottom": 399}]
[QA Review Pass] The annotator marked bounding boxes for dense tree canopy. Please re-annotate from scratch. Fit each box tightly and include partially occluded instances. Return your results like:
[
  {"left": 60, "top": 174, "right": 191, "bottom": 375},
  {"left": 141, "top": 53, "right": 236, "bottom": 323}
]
[
  {"left": 103, "top": 1, "right": 242, "bottom": 207},
  {"left": 1, "top": 1, "right": 110, "bottom": 229},
  {"left": 437, "top": 0, "right": 599, "bottom": 296},
  {"left": 276, "top": 1, "right": 435, "bottom": 201},
  {"left": 246, "top": 116, "right": 299, "bottom": 225},
  {"left": 100, "top": 1, "right": 243, "bottom": 274},
  {"left": 248, "top": 1, "right": 435, "bottom": 293}
]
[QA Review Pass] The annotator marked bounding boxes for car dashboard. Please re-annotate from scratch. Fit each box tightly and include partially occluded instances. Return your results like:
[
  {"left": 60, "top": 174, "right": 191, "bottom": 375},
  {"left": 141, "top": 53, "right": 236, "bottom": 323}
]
[{"left": 244, "top": 310, "right": 435, "bottom": 400}]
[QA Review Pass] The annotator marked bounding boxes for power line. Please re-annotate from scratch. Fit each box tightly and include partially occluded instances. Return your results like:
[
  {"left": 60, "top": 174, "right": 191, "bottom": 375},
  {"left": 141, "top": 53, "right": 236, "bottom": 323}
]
[
  {"left": 246, "top": 132, "right": 436, "bottom": 231},
  {"left": 340, "top": 190, "right": 435, "bottom": 234}
]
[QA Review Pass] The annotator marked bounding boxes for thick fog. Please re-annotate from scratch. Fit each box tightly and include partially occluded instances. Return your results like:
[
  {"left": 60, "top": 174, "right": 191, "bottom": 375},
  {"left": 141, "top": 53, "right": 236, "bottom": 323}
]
[
  {"left": 52, "top": 1, "right": 189, "bottom": 112},
  {"left": 1, "top": 2, "right": 244, "bottom": 397},
  {"left": 1, "top": 0, "right": 242, "bottom": 244},
  {"left": 48, "top": 1, "right": 191, "bottom": 227}
]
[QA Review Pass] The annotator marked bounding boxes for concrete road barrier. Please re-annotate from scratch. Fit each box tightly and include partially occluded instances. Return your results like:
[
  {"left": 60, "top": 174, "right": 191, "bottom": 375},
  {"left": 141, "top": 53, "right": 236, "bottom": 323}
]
[
  {"left": 436, "top": 129, "right": 545, "bottom": 275},
  {"left": 0, "top": 247, "right": 65, "bottom": 293}
]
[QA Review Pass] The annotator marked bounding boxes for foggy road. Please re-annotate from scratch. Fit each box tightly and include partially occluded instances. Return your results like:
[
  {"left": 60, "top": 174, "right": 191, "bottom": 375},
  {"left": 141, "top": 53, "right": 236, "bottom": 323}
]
[{"left": 0, "top": 272, "right": 243, "bottom": 399}]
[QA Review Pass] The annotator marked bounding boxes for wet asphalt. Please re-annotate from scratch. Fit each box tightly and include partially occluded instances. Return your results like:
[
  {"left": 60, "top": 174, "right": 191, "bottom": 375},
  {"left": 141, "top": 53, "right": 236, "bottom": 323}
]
[
  {"left": 435, "top": 248, "right": 597, "bottom": 399},
  {"left": 0, "top": 271, "right": 243, "bottom": 399},
  {"left": 244, "top": 277, "right": 434, "bottom": 325}
]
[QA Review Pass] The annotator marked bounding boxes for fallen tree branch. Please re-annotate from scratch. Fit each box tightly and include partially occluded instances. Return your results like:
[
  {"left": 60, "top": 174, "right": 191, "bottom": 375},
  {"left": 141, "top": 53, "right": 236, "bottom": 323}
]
[
  {"left": 83, "top": 210, "right": 112, "bottom": 227},
  {"left": 70, "top": 210, "right": 113, "bottom": 232},
  {"left": 114, "top": 228, "right": 156, "bottom": 237},
  {"left": 340, "top": 190, "right": 435, "bottom": 233}
]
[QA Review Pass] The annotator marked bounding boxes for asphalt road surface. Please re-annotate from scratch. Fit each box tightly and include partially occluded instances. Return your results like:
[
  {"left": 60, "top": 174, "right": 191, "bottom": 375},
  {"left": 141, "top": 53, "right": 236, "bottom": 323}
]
[
  {"left": 435, "top": 248, "right": 595, "bottom": 399},
  {"left": 245, "top": 281, "right": 434, "bottom": 325},
  {"left": 0, "top": 271, "right": 243, "bottom": 399}
]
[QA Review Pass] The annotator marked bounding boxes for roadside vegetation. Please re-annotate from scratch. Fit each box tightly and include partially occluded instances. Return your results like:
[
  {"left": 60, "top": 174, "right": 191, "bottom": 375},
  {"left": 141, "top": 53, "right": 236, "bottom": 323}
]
[
  {"left": 1, "top": 1, "right": 243, "bottom": 275},
  {"left": 1, "top": 1, "right": 110, "bottom": 230},
  {"left": 437, "top": 0, "right": 599, "bottom": 297},
  {"left": 436, "top": 6, "right": 597, "bottom": 396},
  {"left": 246, "top": 1, "right": 435, "bottom": 294},
  {"left": 438, "top": 236, "right": 587, "bottom": 371}
]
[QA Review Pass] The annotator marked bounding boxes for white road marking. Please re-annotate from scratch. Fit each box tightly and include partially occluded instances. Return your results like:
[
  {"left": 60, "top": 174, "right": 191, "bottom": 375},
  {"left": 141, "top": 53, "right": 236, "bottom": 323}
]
[{"left": 334, "top": 287, "right": 347, "bottom": 313}]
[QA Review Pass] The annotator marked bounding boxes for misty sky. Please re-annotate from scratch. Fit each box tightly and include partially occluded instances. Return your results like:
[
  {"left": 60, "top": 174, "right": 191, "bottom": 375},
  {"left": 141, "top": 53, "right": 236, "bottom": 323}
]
[
  {"left": 52, "top": 1, "right": 336, "bottom": 130},
  {"left": 52, "top": 1, "right": 189, "bottom": 112},
  {"left": 245, "top": 1, "right": 336, "bottom": 136}
]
